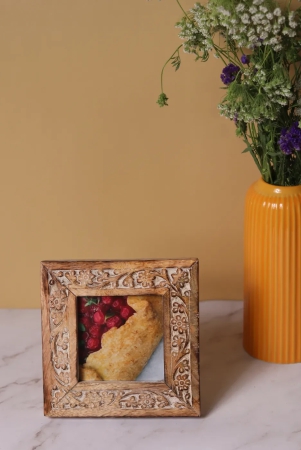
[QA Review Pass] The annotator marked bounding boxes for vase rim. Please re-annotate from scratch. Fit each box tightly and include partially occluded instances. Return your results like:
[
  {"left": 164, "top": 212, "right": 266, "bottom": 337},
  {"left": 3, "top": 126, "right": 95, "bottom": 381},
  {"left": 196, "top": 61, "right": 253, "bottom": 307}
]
[{"left": 254, "top": 178, "right": 301, "bottom": 195}]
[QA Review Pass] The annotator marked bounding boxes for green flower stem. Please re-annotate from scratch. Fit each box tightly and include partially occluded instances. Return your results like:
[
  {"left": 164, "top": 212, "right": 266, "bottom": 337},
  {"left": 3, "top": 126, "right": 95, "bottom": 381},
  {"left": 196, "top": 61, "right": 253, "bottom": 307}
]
[
  {"left": 249, "top": 122, "right": 261, "bottom": 163},
  {"left": 261, "top": 46, "right": 273, "bottom": 68},
  {"left": 224, "top": 36, "right": 244, "bottom": 69},
  {"left": 281, "top": 156, "right": 285, "bottom": 186},
  {"left": 175, "top": 0, "right": 191, "bottom": 21},
  {"left": 243, "top": 131, "right": 262, "bottom": 173},
  {"left": 214, "top": 42, "right": 243, "bottom": 68},
  {"left": 160, "top": 44, "right": 183, "bottom": 94},
  {"left": 295, "top": 151, "right": 301, "bottom": 184},
  {"left": 213, "top": 47, "right": 228, "bottom": 65}
]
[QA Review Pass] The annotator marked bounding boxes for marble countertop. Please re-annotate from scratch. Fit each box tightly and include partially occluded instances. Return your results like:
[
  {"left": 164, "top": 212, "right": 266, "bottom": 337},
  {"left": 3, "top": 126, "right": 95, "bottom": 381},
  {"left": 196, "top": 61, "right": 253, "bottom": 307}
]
[{"left": 1, "top": 300, "right": 301, "bottom": 450}]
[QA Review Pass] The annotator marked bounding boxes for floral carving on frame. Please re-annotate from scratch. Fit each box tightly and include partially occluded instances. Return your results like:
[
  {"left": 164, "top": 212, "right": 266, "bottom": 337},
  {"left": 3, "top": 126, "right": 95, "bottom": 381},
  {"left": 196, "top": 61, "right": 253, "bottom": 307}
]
[{"left": 41, "top": 259, "right": 200, "bottom": 417}]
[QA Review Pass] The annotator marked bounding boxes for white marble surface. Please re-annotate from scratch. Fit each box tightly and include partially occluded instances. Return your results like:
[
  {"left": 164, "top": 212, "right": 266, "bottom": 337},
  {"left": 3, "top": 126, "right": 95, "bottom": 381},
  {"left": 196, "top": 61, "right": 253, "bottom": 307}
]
[{"left": 1, "top": 301, "right": 301, "bottom": 450}]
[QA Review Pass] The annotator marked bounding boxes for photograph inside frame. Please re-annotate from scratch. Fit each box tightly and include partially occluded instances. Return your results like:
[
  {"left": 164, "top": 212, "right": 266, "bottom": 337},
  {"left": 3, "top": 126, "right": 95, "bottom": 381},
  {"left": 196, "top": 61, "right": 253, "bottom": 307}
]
[{"left": 77, "top": 295, "right": 164, "bottom": 382}]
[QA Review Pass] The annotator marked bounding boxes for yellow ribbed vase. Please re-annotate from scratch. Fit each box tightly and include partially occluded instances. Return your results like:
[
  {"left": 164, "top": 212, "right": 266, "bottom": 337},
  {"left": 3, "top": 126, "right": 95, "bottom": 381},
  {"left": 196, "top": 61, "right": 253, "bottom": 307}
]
[{"left": 243, "top": 178, "right": 301, "bottom": 363}]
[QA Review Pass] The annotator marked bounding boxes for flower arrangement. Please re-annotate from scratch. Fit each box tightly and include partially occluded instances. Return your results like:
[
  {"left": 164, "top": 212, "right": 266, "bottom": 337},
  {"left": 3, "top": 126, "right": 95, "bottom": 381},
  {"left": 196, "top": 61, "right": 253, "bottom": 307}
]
[{"left": 157, "top": 0, "right": 301, "bottom": 186}]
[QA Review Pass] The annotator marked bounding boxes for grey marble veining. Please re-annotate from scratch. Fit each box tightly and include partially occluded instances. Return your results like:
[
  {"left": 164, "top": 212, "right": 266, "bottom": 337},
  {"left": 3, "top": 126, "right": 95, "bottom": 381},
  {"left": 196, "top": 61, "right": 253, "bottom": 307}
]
[{"left": 0, "top": 302, "right": 301, "bottom": 450}]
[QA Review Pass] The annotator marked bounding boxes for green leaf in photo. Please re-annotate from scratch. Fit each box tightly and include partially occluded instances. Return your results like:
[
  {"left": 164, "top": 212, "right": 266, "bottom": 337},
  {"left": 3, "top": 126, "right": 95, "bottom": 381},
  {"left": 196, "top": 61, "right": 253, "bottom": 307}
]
[
  {"left": 85, "top": 298, "right": 98, "bottom": 307},
  {"left": 105, "top": 311, "right": 115, "bottom": 320},
  {"left": 79, "top": 323, "right": 86, "bottom": 332}
]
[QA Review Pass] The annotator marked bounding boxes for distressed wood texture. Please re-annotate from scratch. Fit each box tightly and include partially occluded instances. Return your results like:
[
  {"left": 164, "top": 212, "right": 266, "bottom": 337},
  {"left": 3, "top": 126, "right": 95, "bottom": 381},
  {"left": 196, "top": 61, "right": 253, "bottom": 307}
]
[{"left": 40, "top": 259, "right": 200, "bottom": 417}]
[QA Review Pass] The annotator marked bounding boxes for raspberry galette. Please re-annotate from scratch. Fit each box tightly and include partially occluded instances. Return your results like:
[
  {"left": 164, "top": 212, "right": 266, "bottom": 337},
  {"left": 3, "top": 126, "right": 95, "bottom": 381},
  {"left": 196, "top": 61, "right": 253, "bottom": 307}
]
[{"left": 78, "top": 295, "right": 163, "bottom": 381}]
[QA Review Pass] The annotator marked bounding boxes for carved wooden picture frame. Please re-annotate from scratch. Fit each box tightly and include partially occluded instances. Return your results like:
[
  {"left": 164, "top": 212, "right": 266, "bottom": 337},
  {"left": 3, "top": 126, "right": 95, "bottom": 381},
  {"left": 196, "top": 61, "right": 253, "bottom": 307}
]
[{"left": 41, "top": 259, "right": 200, "bottom": 417}]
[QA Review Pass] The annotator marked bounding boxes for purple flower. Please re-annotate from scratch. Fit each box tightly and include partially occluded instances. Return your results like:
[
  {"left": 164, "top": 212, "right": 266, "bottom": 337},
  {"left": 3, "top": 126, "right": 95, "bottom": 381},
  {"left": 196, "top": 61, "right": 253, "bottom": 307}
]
[
  {"left": 278, "top": 122, "right": 301, "bottom": 155},
  {"left": 220, "top": 64, "right": 240, "bottom": 85},
  {"left": 233, "top": 113, "right": 238, "bottom": 124},
  {"left": 241, "top": 54, "right": 249, "bottom": 64}
]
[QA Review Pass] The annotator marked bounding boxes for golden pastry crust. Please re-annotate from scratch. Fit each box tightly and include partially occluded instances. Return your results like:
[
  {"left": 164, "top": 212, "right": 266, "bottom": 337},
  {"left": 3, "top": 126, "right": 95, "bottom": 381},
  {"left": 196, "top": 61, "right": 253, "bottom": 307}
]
[
  {"left": 84, "top": 295, "right": 163, "bottom": 381},
  {"left": 79, "top": 365, "right": 102, "bottom": 381},
  {"left": 139, "top": 295, "right": 163, "bottom": 324}
]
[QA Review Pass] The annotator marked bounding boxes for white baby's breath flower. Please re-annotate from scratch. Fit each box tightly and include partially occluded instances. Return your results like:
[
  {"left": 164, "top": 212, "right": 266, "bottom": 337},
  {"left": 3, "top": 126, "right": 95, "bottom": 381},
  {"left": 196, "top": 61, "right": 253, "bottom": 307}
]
[
  {"left": 218, "top": 6, "right": 231, "bottom": 16},
  {"left": 274, "top": 8, "right": 281, "bottom": 17},
  {"left": 252, "top": 14, "right": 263, "bottom": 24},
  {"left": 249, "top": 34, "right": 258, "bottom": 42},
  {"left": 282, "top": 27, "right": 296, "bottom": 36},
  {"left": 269, "top": 37, "right": 278, "bottom": 45},
  {"left": 260, "top": 31, "right": 268, "bottom": 40},
  {"left": 266, "top": 13, "right": 273, "bottom": 20},
  {"left": 236, "top": 3, "right": 245, "bottom": 12},
  {"left": 283, "top": 90, "right": 293, "bottom": 98},
  {"left": 259, "top": 6, "right": 268, "bottom": 13},
  {"left": 277, "top": 99, "right": 288, "bottom": 106},
  {"left": 288, "top": 29, "right": 297, "bottom": 37},
  {"left": 289, "top": 13, "right": 298, "bottom": 29},
  {"left": 241, "top": 13, "right": 250, "bottom": 24}
]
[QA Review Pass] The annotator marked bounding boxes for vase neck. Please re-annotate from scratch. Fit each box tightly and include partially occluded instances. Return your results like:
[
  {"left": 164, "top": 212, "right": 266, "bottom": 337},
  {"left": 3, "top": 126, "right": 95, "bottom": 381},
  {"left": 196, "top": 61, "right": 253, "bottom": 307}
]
[{"left": 253, "top": 178, "right": 301, "bottom": 197}]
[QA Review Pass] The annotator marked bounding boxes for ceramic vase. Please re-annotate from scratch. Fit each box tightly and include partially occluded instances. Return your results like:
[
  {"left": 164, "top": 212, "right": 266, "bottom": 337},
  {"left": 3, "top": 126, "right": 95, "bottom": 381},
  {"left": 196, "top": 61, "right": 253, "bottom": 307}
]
[{"left": 243, "top": 178, "right": 301, "bottom": 363}]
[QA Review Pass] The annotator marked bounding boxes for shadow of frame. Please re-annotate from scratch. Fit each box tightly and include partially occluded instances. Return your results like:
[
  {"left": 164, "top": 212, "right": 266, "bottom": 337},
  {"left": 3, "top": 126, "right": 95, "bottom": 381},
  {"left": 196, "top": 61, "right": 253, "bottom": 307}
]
[{"left": 199, "top": 300, "right": 254, "bottom": 417}]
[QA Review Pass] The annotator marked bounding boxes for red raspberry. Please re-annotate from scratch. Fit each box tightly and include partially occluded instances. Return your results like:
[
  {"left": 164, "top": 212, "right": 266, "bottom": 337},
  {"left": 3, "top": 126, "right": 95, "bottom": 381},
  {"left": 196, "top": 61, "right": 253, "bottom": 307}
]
[
  {"left": 106, "top": 315, "right": 123, "bottom": 329},
  {"left": 102, "top": 296, "right": 113, "bottom": 306},
  {"left": 91, "top": 302, "right": 109, "bottom": 314},
  {"left": 93, "top": 310, "right": 105, "bottom": 325},
  {"left": 90, "top": 303, "right": 100, "bottom": 313},
  {"left": 100, "top": 302, "right": 110, "bottom": 313},
  {"left": 79, "top": 331, "right": 89, "bottom": 341},
  {"left": 89, "top": 325, "right": 101, "bottom": 338},
  {"left": 111, "top": 297, "right": 126, "bottom": 312},
  {"left": 78, "top": 297, "right": 90, "bottom": 314},
  {"left": 86, "top": 337, "right": 101, "bottom": 351},
  {"left": 80, "top": 316, "right": 91, "bottom": 330},
  {"left": 120, "top": 305, "right": 135, "bottom": 321}
]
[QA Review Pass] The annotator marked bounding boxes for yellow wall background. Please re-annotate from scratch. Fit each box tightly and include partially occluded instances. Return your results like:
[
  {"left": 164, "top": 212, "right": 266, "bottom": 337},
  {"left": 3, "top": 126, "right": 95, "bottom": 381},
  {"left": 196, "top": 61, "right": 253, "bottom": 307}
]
[{"left": 0, "top": 0, "right": 260, "bottom": 308}]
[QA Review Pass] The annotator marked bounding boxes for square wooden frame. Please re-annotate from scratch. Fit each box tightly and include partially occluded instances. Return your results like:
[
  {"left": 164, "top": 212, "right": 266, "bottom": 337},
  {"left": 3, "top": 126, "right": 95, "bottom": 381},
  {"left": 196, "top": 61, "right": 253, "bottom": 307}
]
[{"left": 41, "top": 259, "right": 200, "bottom": 417}]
